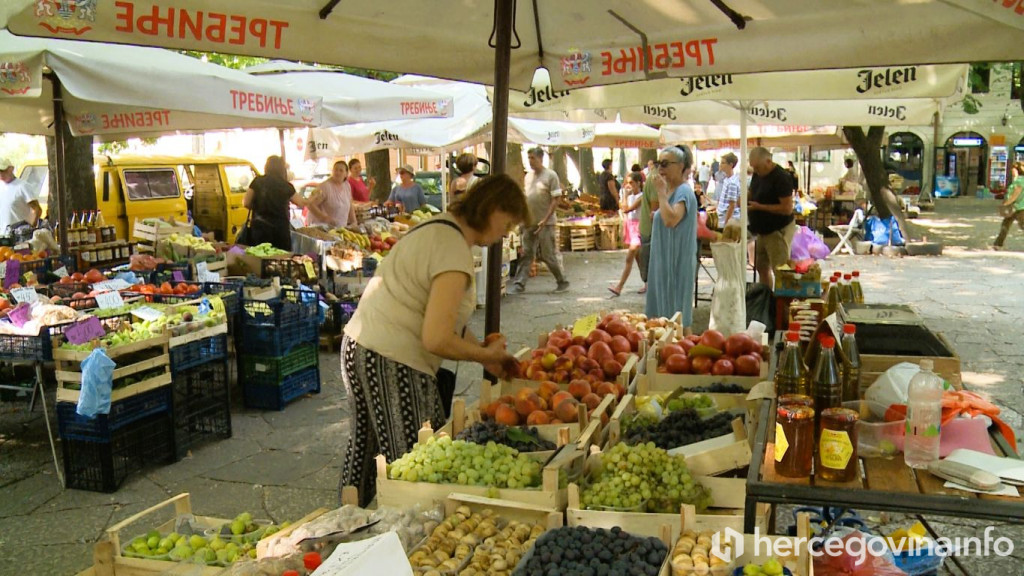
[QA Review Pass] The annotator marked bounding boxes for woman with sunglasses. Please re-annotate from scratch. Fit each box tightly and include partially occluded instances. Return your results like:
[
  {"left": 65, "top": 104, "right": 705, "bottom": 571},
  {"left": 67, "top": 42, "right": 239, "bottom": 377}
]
[{"left": 645, "top": 146, "right": 698, "bottom": 335}]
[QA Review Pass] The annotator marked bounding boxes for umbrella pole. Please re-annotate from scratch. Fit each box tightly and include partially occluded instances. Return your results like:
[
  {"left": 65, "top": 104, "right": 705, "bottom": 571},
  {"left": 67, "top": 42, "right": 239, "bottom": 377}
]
[
  {"left": 279, "top": 128, "right": 287, "bottom": 161},
  {"left": 739, "top": 106, "right": 749, "bottom": 310},
  {"left": 49, "top": 74, "right": 69, "bottom": 258},
  {"left": 483, "top": 0, "right": 514, "bottom": 366}
]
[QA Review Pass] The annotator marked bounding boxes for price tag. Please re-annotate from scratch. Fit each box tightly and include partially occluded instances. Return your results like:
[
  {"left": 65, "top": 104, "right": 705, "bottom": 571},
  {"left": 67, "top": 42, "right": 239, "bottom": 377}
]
[
  {"left": 92, "top": 278, "right": 131, "bottom": 292},
  {"left": 172, "top": 271, "right": 185, "bottom": 282},
  {"left": 303, "top": 261, "right": 317, "bottom": 279},
  {"left": 571, "top": 313, "right": 599, "bottom": 338},
  {"left": 131, "top": 306, "right": 164, "bottom": 322},
  {"left": 95, "top": 290, "right": 125, "bottom": 309},
  {"left": 8, "top": 302, "right": 32, "bottom": 328},
  {"left": 198, "top": 270, "right": 221, "bottom": 283},
  {"left": 11, "top": 287, "right": 39, "bottom": 304},
  {"left": 53, "top": 266, "right": 69, "bottom": 278},
  {"left": 195, "top": 261, "right": 209, "bottom": 276},
  {"left": 312, "top": 532, "right": 412, "bottom": 576},
  {"left": 3, "top": 259, "right": 19, "bottom": 289},
  {"left": 66, "top": 316, "right": 105, "bottom": 345}
]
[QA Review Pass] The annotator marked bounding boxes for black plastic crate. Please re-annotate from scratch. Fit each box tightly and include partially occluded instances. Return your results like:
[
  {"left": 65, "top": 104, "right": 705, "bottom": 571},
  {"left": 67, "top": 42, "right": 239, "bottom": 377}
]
[
  {"left": 170, "top": 333, "right": 228, "bottom": 373},
  {"left": 239, "top": 344, "right": 318, "bottom": 387},
  {"left": 172, "top": 360, "right": 231, "bottom": 459},
  {"left": 61, "top": 411, "right": 175, "bottom": 493},
  {"left": 57, "top": 386, "right": 172, "bottom": 442},
  {"left": 148, "top": 262, "right": 193, "bottom": 284},
  {"left": 0, "top": 332, "right": 52, "bottom": 362},
  {"left": 260, "top": 257, "right": 319, "bottom": 282},
  {"left": 243, "top": 366, "right": 320, "bottom": 411},
  {"left": 47, "top": 280, "right": 91, "bottom": 299}
]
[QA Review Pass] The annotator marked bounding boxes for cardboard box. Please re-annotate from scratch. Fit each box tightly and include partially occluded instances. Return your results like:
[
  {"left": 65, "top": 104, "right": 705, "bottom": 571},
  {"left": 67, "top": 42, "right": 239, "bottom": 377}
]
[{"left": 774, "top": 267, "right": 822, "bottom": 297}]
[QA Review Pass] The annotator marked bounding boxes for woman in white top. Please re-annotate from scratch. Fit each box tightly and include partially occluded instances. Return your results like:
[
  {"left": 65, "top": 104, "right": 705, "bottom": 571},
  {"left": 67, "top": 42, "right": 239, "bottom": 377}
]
[
  {"left": 340, "top": 174, "right": 530, "bottom": 506},
  {"left": 307, "top": 160, "right": 357, "bottom": 228},
  {"left": 609, "top": 172, "right": 645, "bottom": 297}
]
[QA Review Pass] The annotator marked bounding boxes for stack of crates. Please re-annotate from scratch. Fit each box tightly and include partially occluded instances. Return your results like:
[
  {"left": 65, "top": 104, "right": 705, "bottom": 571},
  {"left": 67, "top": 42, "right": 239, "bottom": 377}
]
[
  {"left": 238, "top": 286, "right": 321, "bottom": 410},
  {"left": 168, "top": 324, "right": 232, "bottom": 460}
]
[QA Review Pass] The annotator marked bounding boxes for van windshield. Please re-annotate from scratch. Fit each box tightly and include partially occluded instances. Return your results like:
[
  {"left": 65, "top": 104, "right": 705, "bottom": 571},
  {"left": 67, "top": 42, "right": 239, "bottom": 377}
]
[
  {"left": 225, "top": 164, "right": 257, "bottom": 194},
  {"left": 123, "top": 169, "right": 180, "bottom": 201}
]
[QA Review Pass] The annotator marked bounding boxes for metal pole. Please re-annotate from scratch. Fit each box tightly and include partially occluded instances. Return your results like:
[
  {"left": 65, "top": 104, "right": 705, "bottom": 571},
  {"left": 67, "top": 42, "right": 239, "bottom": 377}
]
[
  {"left": 484, "top": 0, "right": 514, "bottom": 349},
  {"left": 49, "top": 74, "right": 69, "bottom": 257},
  {"left": 739, "top": 106, "right": 749, "bottom": 296},
  {"left": 278, "top": 128, "right": 287, "bottom": 161}
]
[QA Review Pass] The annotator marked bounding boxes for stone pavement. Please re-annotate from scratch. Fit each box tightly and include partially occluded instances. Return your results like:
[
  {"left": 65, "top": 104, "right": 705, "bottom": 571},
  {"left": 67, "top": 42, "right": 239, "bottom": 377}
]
[{"left": 0, "top": 196, "right": 1021, "bottom": 575}]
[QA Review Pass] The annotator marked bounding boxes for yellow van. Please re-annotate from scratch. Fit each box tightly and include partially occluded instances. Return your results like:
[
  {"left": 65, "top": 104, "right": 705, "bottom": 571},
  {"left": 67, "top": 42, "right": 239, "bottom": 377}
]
[{"left": 19, "top": 155, "right": 258, "bottom": 244}]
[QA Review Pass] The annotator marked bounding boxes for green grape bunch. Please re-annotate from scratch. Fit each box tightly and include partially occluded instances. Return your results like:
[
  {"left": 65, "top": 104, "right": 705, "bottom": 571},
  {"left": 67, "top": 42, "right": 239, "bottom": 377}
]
[
  {"left": 387, "top": 436, "right": 542, "bottom": 490},
  {"left": 580, "top": 442, "right": 713, "bottom": 513}
]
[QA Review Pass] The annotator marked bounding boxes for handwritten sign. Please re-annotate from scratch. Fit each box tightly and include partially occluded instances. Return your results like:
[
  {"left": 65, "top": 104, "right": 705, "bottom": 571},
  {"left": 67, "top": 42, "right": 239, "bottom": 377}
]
[
  {"left": 93, "top": 278, "right": 131, "bottom": 292},
  {"left": 8, "top": 302, "right": 32, "bottom": 328},
  {"left": 95, "top": 291, "right": 125, "bottom": 309},
  {"left": 131, "top": 306, "right": 164, "bottom": 322},
  {"left": 172, "top": 271, "right": 185, "bottom": 282},
  {"left": 3, "top": 259, "right": 19, "bottom": 289},
  {"left": 195, "top": 261, "right": 209, "bottom": 276},
  {"left": 311, "top": 532, "right": 412, "bottom": 576},
  {"left": 304, "top": 261, "right": 317, "bottom": 279},
  {"left": 572, "top": 314, "right": 599, "bottom": 339},
  {"left": 53, "top": 266, "right": 69, "bottom": 278},
  {"left": 11, "top": 287, "right": 39, "bottom": 304},
  {"left": 66, "top": 316, "right": 105, "bottom": 345}
]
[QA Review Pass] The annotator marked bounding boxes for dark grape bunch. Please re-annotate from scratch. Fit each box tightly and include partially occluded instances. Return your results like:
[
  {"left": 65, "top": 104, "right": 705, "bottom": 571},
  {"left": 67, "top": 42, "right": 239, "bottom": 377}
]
[
  {"left": 688, "top": 382, "right": 748, "bottom": 394},
  {"left": 456, "top": 421, "right": 557, "bottom": 452},
  {"left": 623, "top": 408, "right": 741, "bottom": 450},
  {"left": 514, "top": 526, "right": 667, "bottom": 576}
]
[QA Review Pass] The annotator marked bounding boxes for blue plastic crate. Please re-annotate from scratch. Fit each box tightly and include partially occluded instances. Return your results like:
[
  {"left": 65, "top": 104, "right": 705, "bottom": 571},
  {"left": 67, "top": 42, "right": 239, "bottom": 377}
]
[
  {"left": 243, "top": 366, "right": 320, "bottom": 411},
  {"left": 201, "top": 281, "right": 242, "bottom": 318},
  {"left": 237, "top": 318, "right": 318, "bottom": 356},
  {"left": 57, "top": 386, "right": 173, "bottom": 442},
  {"left": 170, "top": 333, "right": 228, "bottom": 373}
]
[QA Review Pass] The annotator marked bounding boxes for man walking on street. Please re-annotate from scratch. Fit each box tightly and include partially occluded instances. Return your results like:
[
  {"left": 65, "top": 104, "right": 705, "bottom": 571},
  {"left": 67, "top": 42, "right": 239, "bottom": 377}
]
[
  {"left": 510, "top": 148, "right": 570, "bottom": 294},
  {"left": 748, "top": 147, "right": 796, "bottom": 289}
]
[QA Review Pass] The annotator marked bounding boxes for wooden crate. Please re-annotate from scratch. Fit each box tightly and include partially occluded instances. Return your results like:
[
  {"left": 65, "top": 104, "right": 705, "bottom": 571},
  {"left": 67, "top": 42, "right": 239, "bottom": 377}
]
[
  {"left": 131, "top": 218, "right": 194, "bottom": 244},
  {"left": 473, "top": 379, "right": 619, "bottom": 442},
  {"left": 374, "top": 442, "right": 585, "bottom": 511},
  {"left": 168, "top": 322, "right": 228, "bottom": 349},
  {"left": 565, "top": 462, "right": 770, "bottom": 543},
  {"left": 596, "top": 221, "right": 622, "bottom": 250},
  {"left": 515, "top": 518, "right": 675, "bottom": 576},
  {"left": 84, "top": 492, "right": 327, "bottom": 576},
  {"left": 640, "top": 339, "right": 770, "bottom": 394},
  {"left": 607, "top": 393, "right": 752, "bottom": 476},
  {"left": 443, "top": 493, "right": 564, "bottom": 530},
  {"left": 53, "top": 334, "right": 171, "bottom": 404},
  {"left": 558, "top": 222, "right": 597, "bottom": 251},
  {"left": 664, "top": 513, "right": 815, "bottom": 576}
]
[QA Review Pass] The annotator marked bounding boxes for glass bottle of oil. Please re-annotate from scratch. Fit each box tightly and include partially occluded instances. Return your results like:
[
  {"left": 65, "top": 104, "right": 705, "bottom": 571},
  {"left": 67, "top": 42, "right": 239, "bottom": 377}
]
[
  {"left": 812, "top": 336, "right": 842, "bottom": 429},
  {"left": 824, "top": 276, "right": 841, "bottom": 317},
  {"left": 775, "top": 331, "right": 809, "bottom": 396},
  {"left": 840, "top": 324, "right": 861, "bottom": 402},
  {"left": 850, "top": 270, "right": 865, "bottom": 304}
]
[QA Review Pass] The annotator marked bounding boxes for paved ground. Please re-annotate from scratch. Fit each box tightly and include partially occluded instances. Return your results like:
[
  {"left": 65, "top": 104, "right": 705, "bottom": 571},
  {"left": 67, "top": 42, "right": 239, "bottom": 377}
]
[{"left": 1, "top": 196, "right": 1022, "bottom": 575}]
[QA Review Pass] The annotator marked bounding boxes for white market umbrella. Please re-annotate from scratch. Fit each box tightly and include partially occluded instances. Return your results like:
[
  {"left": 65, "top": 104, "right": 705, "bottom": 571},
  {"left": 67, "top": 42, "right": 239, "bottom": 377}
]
[
  {"left": 244, "top": 60, "right": 455, "bottom": 125},
  {"left": 4, "top": 1, "right": 1020, "bottom": 92},
  {"left": 0, "top": 30, "right": 322, "bottom": 139}
]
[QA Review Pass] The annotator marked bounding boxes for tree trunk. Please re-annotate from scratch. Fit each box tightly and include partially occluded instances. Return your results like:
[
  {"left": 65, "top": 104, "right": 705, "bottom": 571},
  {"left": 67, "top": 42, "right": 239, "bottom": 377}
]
[
  {"left": 45, "top": 122, "right": 95, "bottom": 224},
  {"left": 505, "top": 143, "right": 525, "bottom": 188},
  {"left": 550, "top": 146, "right": 571, "bottom": 191},
  {"left": 578, "top": 149, "right": 598, "bottom": 196},
  {"left": 365, "top": 149, "right": 391, "bottom": 202},
  {"left": 843, "top": 126, "right": 911, "bottom": 240}
]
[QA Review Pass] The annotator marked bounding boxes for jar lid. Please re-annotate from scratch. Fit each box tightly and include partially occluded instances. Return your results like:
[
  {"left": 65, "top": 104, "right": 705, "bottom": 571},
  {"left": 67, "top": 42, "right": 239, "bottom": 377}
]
[
  {"left": 779, "top": 394, "right": 814, "bottom": 407},
  {"left": 821, "top": 407, "right": 860, "bottom": 422},
  {"left": 778, "top": 405, "right": 815, "bottom": 420}
]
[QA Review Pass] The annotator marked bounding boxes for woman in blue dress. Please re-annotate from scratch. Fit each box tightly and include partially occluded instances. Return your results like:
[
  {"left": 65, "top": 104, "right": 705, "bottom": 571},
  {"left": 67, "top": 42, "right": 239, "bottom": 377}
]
[{"left": 645, "top": 145, "right": 698, "bottom": 335}]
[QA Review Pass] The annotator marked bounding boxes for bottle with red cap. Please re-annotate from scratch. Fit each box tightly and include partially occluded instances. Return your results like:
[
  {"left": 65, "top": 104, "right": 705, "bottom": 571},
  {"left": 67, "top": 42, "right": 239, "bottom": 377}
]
[
  {"left": 850, "top": 271, "right": 864, "bottom": 304},
  {"left": 812, "top": 336, "right": 842, "bottom": 430},
  {"left": 824, "top": 276, "right": 842, "bottom": 317},
  {"left": 839, "top": 324, "right": 862, "bottom": 401},
  {"left": 775, "top": 331, "right": 809, "bottom": 396},
  {"left": 839, "top": 274, "right": 855, "bottom": 305}
]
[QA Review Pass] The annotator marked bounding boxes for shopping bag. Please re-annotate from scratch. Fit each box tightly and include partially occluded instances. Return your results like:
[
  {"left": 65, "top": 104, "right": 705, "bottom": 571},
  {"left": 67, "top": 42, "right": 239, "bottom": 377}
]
[
  {"left": 436, "top": 367, "right": 456, "bottom": 420},
  {"left": 77, "top": 348, "right": 116, "bottom": 418},
  {"left": 709, "top": 241, "right": 745, "bottom": 336},
  {"left": 745, "top": 283, "right": 775, "bottom": 335}
]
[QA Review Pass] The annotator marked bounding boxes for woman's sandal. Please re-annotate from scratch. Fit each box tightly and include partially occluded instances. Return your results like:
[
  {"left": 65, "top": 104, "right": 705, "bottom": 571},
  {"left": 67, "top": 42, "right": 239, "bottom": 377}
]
[
  {"left": 607, "top": 286, "right": 621, "bottom": 297},
  {"left": 637, "top": 285, "right": 647, "bottom": 294}
]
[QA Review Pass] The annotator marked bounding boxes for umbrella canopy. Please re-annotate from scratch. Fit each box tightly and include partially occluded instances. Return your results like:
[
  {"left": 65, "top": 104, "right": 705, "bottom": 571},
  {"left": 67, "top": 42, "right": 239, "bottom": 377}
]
[
  {"left": 3, "top": 1, "right": 1018, "bottom": 91},
  {"left": 0, "top": 30, "right": 322, "bottom": 139},
  {"left": 244, "top": 60, "right": 455, "bottom": 125},
  {"left": 660, "top": 125, "right": 847, "bottom": 149}
]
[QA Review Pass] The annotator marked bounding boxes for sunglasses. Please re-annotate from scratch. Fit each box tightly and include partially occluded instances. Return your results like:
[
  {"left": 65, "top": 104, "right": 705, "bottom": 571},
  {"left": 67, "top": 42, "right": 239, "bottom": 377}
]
[{"left": 656, "top": 159, "right": 680, "bottom": 168}]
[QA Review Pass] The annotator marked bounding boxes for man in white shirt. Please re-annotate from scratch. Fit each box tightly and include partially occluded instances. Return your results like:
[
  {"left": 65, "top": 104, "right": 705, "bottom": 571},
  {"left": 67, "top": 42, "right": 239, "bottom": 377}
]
[
  {"left": 509, "top": 147, "right": 569, "bottom": 294},
  {"left": 0, "top": 158, "right": 41, "bottom": 236},
  {"left": 697, "top": 162, "right": 711, "bottom": 196}
]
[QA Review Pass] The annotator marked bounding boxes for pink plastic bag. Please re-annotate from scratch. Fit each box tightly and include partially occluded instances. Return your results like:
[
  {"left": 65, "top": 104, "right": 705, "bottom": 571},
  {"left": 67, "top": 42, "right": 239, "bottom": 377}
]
[{"left": 812, "top": 530, "right": 906, "bottom": 576}]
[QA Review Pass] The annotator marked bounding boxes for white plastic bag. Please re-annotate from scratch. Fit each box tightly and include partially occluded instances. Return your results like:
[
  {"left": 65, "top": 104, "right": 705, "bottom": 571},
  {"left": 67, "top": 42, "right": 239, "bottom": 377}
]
[
  {"left": 709, "top": 241, "right": 745, "bottom": 335},
  {"left": 864, "top": 362, "right": 921, "bottom": 408}
]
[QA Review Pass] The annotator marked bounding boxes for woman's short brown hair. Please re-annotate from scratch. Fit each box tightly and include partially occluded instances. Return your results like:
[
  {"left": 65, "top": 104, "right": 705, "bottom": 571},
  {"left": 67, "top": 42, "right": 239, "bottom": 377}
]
[
  {"left": 721, "top": 152, "right": 738, "bottom": 167},
  {"left": 449, "top": 173, "right": 530, "bottom": 231},
  {"left": 455, "top": 153, "right": 477, "bottom": 175},
  {"left": 264, "top": 155, "right": 287, "bottom": 180}
]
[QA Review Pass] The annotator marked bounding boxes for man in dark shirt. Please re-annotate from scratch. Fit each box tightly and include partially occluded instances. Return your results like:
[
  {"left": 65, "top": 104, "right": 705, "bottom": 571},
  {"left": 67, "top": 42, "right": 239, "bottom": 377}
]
[{"left": 748, "top": 147, "right": 796, "bottom": 288}]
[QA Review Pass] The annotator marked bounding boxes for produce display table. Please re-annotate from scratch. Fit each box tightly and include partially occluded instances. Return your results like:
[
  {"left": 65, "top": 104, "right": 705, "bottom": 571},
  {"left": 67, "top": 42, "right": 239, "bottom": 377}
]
[{"left": 743, "top": 335, "right": 1024, "bottom": 536}]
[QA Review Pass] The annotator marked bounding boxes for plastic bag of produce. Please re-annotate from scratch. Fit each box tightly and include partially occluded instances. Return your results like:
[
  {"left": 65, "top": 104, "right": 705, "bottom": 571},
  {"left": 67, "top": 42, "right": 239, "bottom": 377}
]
[
  {"left": 77, "top": 348, "right": 115, "bottom": 418},
  {"left": 709, "top": 241, "right": 745, "bottom": 336},
  {"left": 812, "top": 528, "right": 905, "bottom": 576}
]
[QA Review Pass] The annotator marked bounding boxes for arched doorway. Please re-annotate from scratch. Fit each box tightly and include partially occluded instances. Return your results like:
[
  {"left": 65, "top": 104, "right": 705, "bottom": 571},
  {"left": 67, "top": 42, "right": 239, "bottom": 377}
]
[
  {"left": 885, "top": 132, "right": 924, "bottom": 193},
  {"left": 939, "top": 132, "right": 987, "bottom": 197}
]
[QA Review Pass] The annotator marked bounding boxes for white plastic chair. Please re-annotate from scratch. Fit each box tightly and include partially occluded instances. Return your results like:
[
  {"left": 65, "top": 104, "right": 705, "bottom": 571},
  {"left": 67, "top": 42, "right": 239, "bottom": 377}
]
[{"left": 829, "top": 208, "right": 865, "bottom": 256}]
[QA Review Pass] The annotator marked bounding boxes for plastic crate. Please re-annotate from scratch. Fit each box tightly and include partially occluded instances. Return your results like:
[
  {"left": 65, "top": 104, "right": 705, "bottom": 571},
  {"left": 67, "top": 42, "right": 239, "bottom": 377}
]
[
  {"left": 147, "top": 262, "right": 193, "bottom": 284},
  {"left": 322, "top": 301, "right": 353, "bottom": 334},
  {"left": 61, "top": 411, "right": 175, "bottom": 493},
  {"left": 260, "top": 256, "right": 318, "bottom": 282},
  {"left": 201, "top": 280, "right": 242, "bottom": 318},
  {"left": 0, "top": 332, "right": 53, "bottom": 361},
  {"left": 170, "top": 333, "right": 228, "bottom": 373},
  {"left": 57, "top": 386, "right": 172, "bottom": 442},
  {"left": 241, "top": 287, "right": 319, "bottom": 327},
  {"left": 47, "top": 281, "right": 91, "bottom": 299},
  {"left": 243, "top": 366, "right": 320, "bottom": 411},
  {"left": 239, "top": 343, "right": 318, "bottom": 387},
  {"left": 237, "top": 319, "right": 318, "bottom": 357},
  {"left": 172, "top": 360, "right": 231, "bottom": 459}
]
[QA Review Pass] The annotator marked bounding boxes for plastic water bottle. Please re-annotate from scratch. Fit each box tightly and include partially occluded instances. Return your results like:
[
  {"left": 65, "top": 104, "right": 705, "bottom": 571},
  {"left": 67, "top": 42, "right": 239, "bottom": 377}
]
[{"left": 904, "top": 360, "right": 944, "bottom": 469}]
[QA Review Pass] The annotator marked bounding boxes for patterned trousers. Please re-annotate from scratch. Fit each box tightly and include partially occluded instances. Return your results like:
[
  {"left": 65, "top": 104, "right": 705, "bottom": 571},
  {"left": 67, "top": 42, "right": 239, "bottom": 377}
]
[{"left": 339, "top": 335, "right": 445, "bottom": 507}]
